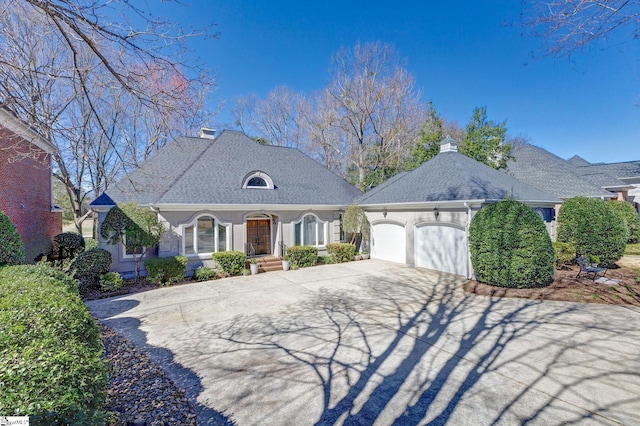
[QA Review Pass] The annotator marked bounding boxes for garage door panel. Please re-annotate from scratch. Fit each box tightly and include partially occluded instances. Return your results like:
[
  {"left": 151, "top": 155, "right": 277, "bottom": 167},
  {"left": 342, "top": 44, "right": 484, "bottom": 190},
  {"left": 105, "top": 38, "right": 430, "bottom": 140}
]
[
  {"left": 415, "top": 225, "right": 467, "bottom": 276},
  {"left": 371, "top": 223, "right": 406, "bottom": 264}
]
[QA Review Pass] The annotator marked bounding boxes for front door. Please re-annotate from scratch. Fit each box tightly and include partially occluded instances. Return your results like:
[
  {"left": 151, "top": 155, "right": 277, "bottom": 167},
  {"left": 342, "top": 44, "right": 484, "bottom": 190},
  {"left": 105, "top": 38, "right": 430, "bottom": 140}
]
[{"left": 247, "top": 219, "right": 271, "bottom": 255}]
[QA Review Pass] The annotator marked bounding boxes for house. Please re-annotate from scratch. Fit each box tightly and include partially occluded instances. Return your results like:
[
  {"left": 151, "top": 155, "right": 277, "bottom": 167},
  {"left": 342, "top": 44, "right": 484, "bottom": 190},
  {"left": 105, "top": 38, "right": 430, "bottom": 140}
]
[
  {"left": 355, "top": 139, "right": 560, "bottom": 278},
  {"left": 571, "top": 157, "right": 640, "bottom": 211},
  {"left": 91, "top": 130, "right": 362, "bottom": 275},
  {"left": 0, "top": 106, "right": 62, "bottom": 262}
]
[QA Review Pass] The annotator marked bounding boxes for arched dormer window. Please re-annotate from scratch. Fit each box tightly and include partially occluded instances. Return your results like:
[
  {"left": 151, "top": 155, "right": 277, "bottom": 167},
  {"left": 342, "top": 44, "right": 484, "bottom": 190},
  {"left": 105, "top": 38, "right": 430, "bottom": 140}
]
[{"left": 242, "top": 171, "right": 274, "bottom": 189}]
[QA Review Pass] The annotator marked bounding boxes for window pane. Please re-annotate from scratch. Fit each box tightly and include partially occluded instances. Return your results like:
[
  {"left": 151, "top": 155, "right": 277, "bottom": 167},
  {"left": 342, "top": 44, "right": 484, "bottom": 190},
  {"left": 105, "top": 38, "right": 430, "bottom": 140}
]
[
  {"left": 197, "top": 217, "right": 215, "bottom": 253},
  {"left": 304, "top": 215, "right": 316, "bottom": 246},
  {"left": 247, "top": 177, "right": 267, "bottom": 187},
  {"left": 318, "top": 222, "right": 325, "bottom": 245},
  {"left": 294, "top": 222, "right": 301, "bottom": 246},
  {"left": 184, "top": 225, "right": 195, "bottom": 255},
  {"left": 218, "top": 224, "right": 227, "bottom": 252}
]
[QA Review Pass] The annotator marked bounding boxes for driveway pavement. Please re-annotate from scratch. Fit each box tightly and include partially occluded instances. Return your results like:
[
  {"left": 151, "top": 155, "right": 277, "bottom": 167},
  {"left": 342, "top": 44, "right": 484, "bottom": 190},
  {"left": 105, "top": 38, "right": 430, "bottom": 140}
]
[{"left": 87, "top": 260, "right": 640, "bottom": 425}]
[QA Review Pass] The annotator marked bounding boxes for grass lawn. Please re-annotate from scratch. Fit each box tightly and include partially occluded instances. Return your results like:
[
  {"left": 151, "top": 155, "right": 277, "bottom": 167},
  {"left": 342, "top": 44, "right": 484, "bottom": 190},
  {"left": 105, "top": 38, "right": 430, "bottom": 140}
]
[{"left": 625, "top": 243, "right": 640, "bottom": 256}]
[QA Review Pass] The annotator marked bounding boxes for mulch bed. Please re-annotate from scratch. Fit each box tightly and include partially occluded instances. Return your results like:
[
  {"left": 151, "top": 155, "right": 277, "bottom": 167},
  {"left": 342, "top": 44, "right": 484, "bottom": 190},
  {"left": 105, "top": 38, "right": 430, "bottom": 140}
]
[{"left": 464, "top": 264, "right": 640, "bottom": 306}]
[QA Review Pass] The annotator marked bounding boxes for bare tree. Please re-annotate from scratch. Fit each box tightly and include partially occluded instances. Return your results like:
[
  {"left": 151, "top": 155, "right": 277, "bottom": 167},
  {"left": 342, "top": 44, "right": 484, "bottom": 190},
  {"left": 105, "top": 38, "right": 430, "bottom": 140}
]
[
  {"left": 521, "top": 0, "right": 640, "bottom": 56},
  {"left": 0, "top": 0, "right": 216, "bottom": 233}
]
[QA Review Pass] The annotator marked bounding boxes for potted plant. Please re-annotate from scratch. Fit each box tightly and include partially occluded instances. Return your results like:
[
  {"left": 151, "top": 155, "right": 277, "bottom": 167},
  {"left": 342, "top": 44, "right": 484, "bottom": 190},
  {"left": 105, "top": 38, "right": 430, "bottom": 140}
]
[
  {"left": 250, "top": 257, "right": 259, "bottom": 275},
  {"left": 282, "top": 255, "right": 290, "bottom": 271},
  {"left": 361, "top": 251, "right": 369, "bottom": 260}
]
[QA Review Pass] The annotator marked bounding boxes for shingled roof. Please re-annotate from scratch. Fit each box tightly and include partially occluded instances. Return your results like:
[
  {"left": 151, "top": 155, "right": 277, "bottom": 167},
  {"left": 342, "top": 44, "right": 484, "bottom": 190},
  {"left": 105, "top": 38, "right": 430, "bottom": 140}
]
[
  {"left": 356, "top": 150, "right": 560, "bottom": 205},
  {"left": 92, "top": 130, "right": 361, "bottom": 207},
  {"left": 506, "top": 144, "right": 614, "bottom": 199}
]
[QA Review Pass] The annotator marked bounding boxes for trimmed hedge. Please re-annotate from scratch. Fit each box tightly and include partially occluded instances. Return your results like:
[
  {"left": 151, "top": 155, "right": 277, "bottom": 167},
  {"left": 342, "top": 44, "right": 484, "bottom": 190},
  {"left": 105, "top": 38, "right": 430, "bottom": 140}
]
[
  {"left": 100, "top": 271, "right": 124, "bottom": 292},
  {"left": 72, "top": 248, "right": 112, "bottom": 294},
  {"left": 144, "top": 256, "right": 188, "bottom": 285},
  {"left": 0, "top": 264, "right": 108, "bottom": 424},
  {"left": 553, "top": 242, "right": 576, "bottom": 269},
  {"left": 608, "top": 200, "right": 640, "bottom": 244},
  {"left": 53, "top": 232, "right": 86, "bottom": 260},
  {"left": 469, "top": 200, "right": 555, "bottom": 288},
  {"left": 193, "top": 266, "right": 218, "bottom": 281},
  {"left": 212, "top": 251, "right": 245, "bottom": 276},
  {"left": 326, "top": 243, "right": 356, "bottom": 263},
  {"left": 557, "top": 197, "right": 627, "bottom": 265},
  {"left": 0, "top": 210, "right": 25, "bottom": 266},
  {"left": 287, "top": 246, "right": 318, "bottom": 268}
]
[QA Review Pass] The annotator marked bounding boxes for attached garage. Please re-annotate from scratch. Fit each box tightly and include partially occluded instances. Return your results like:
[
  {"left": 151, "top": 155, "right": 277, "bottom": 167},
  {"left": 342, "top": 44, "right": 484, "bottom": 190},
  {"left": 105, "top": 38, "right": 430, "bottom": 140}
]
[
  {"left": 414, "top": 224, "right": 468, "bottom": 277},
  {"left": 371, "top": 222, "right": 406, "bottom": 264}
]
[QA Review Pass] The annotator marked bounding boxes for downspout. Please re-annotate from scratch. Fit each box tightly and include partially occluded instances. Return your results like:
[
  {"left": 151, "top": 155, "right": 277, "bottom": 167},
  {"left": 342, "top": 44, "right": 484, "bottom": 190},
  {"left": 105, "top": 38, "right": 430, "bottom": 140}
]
[{"left": 464, "top": 202, "right": 472, "bottom": 280}]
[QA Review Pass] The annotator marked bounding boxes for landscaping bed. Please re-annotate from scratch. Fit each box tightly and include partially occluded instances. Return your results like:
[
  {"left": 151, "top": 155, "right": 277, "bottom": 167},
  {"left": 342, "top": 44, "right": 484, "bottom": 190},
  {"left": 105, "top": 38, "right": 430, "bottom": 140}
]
[{"left": 465, "top": 259, "right": 640, "bottom": 306}]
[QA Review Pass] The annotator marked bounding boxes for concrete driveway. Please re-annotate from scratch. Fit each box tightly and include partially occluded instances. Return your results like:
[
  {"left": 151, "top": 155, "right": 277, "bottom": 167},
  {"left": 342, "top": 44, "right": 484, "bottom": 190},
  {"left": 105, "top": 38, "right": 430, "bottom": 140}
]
[{"left": 87, "top": 260, "right": 640, "bottom": 425}]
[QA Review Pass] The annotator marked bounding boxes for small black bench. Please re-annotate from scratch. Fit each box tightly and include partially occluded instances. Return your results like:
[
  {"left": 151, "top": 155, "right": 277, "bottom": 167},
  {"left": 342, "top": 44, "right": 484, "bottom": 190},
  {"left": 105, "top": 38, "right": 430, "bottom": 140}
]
[{"left": 576, "top": 255, "right": 607, "bottom": 280}]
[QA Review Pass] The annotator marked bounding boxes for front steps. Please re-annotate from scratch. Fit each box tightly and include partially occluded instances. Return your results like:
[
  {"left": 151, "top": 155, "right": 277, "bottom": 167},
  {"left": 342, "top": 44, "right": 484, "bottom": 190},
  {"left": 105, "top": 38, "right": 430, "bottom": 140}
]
[{"left": 246, "top": 256, "right": 283, "bottom": 273}]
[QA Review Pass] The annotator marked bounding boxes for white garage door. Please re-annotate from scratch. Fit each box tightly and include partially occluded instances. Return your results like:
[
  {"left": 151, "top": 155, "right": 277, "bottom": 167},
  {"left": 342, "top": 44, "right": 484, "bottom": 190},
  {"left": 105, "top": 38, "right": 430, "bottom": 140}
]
[
  {"left": 415, "top": 224, "right": 467, "bottom": 276},
  {"left": 371, "top": 223, "right": 406, "bottom": 264}
]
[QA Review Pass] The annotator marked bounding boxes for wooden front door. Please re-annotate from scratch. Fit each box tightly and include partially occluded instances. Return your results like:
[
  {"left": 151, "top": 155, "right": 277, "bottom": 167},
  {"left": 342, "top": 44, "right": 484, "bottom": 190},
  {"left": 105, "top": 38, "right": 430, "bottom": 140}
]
[{"left": 247, "top": 219, "right": 271, "bottom": 255}]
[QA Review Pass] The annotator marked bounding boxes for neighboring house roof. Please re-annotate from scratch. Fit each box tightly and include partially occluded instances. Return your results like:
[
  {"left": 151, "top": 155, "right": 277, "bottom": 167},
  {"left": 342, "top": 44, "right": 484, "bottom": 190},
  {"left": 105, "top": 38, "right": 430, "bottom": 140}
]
[
  {"left": 92, "top": 130, "right": 361, "bottom": 207},
  {"left": 567, "top": 155, "right": 591, "bottom": 167},
  {"left": 0, "top": 105, "right": 57, "bottom": 154},
  {"left": 506, "top": 144, "right": 614, "bottom": 199},
  {"left": 356, "top": 150, "right": 560, "bottom": 205}
]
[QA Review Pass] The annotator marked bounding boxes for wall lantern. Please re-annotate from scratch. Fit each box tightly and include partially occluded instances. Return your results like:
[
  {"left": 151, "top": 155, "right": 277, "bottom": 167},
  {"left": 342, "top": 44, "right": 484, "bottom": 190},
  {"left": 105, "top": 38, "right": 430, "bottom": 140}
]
[
  {"left": 382, "top": 208, "right": 387, "bottom": 218},
  {"left": 433, "top": 207, "right": 440, "bottom": 220}
]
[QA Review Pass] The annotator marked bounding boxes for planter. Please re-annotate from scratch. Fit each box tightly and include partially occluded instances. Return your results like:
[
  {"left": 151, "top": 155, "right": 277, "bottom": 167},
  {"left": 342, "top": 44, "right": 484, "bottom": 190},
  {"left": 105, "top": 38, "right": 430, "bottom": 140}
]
[
  {"left": 250, "top": 263, "right": 259, "bottom": 275},
  {"left": 361, "top": 253, "right": 370, "bottom": 260},
  {"left": 282, "top": 260, "right": 290, "bottom": 271}
]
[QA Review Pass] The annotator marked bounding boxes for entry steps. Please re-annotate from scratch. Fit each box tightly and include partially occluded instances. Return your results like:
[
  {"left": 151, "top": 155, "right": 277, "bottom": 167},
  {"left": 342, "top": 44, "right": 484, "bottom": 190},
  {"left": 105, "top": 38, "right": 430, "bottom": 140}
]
[{"left": 246, "top": 256, "right": 283, "bottom": 273}]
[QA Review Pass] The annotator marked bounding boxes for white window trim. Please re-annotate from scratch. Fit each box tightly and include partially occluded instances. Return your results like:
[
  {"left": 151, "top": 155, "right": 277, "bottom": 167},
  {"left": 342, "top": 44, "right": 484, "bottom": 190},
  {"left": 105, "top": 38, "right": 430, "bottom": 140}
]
[
  {"left": 180, "top": 214, "right": 229, "bottom": 258},
  {"left": 294, "top": 213, "right": 327, "bottom": 248},
  {"left": 121, "top": 235, "right": 146, "bottom": 260},
  {"left": 242, "top": 171, "right": 274, "bottom": 189}
]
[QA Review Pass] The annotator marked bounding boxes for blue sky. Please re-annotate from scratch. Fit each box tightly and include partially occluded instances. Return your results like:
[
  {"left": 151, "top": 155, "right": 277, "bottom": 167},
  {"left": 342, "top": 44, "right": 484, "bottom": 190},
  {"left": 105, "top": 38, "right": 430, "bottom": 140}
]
[{"left": 164, "top": 1, "right": 639, "bottom": 164}]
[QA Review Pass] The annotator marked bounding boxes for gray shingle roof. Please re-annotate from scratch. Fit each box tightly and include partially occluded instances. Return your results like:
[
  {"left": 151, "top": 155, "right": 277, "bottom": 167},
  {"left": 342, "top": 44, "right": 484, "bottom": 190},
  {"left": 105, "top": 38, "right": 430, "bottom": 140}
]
[
  {"left": 356, "top": 150, "right": 560, "bottom": 205},
  {"left": 567, "top": 155, "right": 590, "bottom": 167},
  {"left": 576, "top": 161, "right": 640, "bottom": 179},
  {"left": 92, "top": 130, "right": 361, "bottom": 207},
  {"left": 506, "top": 144, "right": 614, "bottom": 199}
]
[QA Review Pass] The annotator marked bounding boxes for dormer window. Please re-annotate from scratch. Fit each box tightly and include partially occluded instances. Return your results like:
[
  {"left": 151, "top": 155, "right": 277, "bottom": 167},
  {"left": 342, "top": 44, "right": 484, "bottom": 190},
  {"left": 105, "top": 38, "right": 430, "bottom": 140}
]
[{"left": 242, "top": 171, "right": 274, "bottom": 189}]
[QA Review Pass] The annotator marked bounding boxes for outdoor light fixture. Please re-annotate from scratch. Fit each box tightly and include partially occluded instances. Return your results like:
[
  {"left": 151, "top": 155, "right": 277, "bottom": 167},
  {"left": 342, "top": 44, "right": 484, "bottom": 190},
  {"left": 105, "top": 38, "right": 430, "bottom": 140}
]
[
  {"left": 382, "top": 208, "right": 387, "bottom": 218},
  {"left": 433, "top": 207, "right": 440, "bottom": 220}
]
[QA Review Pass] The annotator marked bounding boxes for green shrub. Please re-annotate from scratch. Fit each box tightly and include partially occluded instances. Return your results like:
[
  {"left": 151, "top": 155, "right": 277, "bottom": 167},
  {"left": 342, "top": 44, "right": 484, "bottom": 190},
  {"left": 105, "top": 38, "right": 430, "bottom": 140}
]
[
  {"left": 71, "top": 248, "right": 112, "bottom": 293},
  {"left": 144, "top": 256, "right": 188, "bottom": 286},
  {"left": 0, "top": 264, "right": 108, "bottom": 424},
  {"left": 84, "top": 237, "right": 99, "bottom": 250},
  {"left": 212, "top": 251, "right": 245, "bottom": 276},
  {"left": 287, "top": 246, "right": 318, "bottom": 268},
  {"left": 193, "top": 266, "right": 217, "bottom": 281},
  {"left": 53, "top": 232, "right": 86, "bottom": 260},
  {"left": 608, "top": 200, "right": 640, "bottom": 243},
  {"left": 326, "top": 243, "right": 356, "bottom": 263},
  {"left": 553, "top": 242, "right": 576, "bottom": 269},
  {"left": 100, "top": 271, "right": 123, "bottom": 292},
  {"left": 0, "top": 211, "right": 25, "bottom": 266},
  {"left": 317, "top": 255, "right": 336, "bottom": 265},
  {"left": 469, "top": 200, "right": 555, "bottom": 288},
  {"left": 557, "top": 197, "right": 627, "bottom": 265}
]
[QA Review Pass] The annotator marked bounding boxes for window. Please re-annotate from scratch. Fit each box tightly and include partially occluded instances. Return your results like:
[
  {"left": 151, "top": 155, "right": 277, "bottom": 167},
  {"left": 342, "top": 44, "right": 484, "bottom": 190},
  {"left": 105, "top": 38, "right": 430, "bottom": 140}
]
[
  {"left": 242, "top": 171, "right": 274, "bottom": 189},
  {"left": 182, "top": 215, "right": 228, "bottom": 255},
  {"left": 122, "top": 234, "right": 145, "bottom": 259},
  {"left": 294, "top": 214, "right": 326, "bottom": 247},
  {"left": 247, "top": 177, "right": 267, "bottom": 187}
]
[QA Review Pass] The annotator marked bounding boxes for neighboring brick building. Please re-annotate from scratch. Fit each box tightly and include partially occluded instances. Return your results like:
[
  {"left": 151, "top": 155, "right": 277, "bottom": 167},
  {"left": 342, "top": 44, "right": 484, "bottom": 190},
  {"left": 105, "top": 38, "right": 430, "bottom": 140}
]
[{"left": 0, "top": 106, "right": 62, "bottom": 262}]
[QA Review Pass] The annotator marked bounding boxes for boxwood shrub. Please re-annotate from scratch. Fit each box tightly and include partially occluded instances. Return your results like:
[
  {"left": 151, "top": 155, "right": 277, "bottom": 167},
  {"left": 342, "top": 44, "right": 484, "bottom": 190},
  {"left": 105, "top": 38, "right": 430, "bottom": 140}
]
[
  {"left": 0, "top": 264, "right": 108, "bottom": 424},
  {"left": 287, "top": 246, "right": 318, "bottom": 268},
  {"left": 144, "top": 255, "right": 188, "bottom": 285},
  {"left": 71, "top": 248, "right": 112, "bottom": 294},
  {"left": 607, "top": 200, "right": 640, "bottom": 244},
  {"left": 212, "top": 251, "right": 245, "bottom": 276},
  {"left": 557, "top": 197, "right": 627, "bottom": 265},
  {"left": 193, "top": 266, "right": 218, "bottom": 281},
  {"left": 0, "top": 210, "right": 25, "bottom": 266},
  {"left": 469, "top": 200, "right": 555, "bottom": 288},
  {"left": 553, "top": 241, "right": 576, "bottom": 269},
  {"left": 53, "top": 232, "right": 86, "bottom": 260},
  {"left": 326, "top": 243, "right": 356, "bottom": 263}
]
